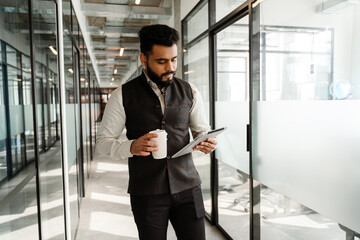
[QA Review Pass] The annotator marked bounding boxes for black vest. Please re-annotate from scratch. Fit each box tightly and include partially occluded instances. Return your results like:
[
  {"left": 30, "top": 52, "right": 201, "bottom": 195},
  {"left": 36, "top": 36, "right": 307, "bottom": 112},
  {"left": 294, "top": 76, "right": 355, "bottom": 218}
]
[{"left": 122, "top": 73, "right": 201, "bottom": 195}]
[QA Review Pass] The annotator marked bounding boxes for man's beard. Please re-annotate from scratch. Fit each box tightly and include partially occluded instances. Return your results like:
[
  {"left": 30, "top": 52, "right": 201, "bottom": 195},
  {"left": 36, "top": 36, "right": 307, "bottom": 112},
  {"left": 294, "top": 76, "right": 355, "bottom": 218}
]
[{"left": 146, "top": 63, "right": 175, "bottom": 88}]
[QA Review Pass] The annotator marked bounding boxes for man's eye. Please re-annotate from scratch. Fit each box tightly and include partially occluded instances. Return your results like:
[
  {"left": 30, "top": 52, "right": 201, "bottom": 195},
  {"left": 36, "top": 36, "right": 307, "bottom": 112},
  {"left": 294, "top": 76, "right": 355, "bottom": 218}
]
[{"left": 158, "top": 60, "right": 165, "bottom": 64}]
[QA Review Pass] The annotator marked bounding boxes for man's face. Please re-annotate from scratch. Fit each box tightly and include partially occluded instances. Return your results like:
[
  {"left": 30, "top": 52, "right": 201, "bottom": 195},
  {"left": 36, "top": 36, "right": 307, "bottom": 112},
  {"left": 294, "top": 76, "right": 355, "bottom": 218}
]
[{"left": 141, "top": 44, "right": 177, "bottom": 86}]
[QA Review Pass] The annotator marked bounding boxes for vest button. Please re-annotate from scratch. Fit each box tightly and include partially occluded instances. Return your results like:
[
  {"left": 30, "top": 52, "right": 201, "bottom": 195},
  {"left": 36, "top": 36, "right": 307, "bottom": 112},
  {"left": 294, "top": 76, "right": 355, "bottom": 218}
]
[{"left": 167, "top": 156, "right": 170, "bottom": 159}]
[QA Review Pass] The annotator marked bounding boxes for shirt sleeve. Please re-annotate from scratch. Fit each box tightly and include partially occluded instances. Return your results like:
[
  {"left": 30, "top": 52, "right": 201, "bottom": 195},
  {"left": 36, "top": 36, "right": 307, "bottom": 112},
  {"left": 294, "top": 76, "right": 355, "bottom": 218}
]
[
  {"left": 96, "top": 87, "right": 134, "bottom": 159},
  {"left": 188, "top": 82, "right": 211, "bottom": 139}
]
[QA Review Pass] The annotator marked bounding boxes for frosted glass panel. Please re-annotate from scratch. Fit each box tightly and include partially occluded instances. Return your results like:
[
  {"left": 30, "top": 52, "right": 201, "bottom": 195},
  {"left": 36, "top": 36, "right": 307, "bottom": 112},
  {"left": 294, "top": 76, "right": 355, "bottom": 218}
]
[
  {"left": 66, "top": 104, "right": 76, "bottom": 167},
  {"left": 9, "top": 105, "right": 24, "bottom": 135},
  {"left": 24, "top": 105, "right": 34, "bottom": 131},
  {"left": 50, "top": 104, "right": 55, "bottom": 122},
  {"left": 0, "top": 105, "right": 6, "bottom": 140},
  {"left": 215, "top": 102, "right": 248, "bottom": 172},
  {"left": 253, "top": 101, "right": 360, "bottom": 232}
]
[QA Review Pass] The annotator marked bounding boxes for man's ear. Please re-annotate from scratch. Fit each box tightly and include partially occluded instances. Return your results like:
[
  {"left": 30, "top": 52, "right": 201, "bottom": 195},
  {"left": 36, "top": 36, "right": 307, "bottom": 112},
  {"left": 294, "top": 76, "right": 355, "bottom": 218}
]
[{"left": 140, "top": 53, "right": 147, "bottom": 67}]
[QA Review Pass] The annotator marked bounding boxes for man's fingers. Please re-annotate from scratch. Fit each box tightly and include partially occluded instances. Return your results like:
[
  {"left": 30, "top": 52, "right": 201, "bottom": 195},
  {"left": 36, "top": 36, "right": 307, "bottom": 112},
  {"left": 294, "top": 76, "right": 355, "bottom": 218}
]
[
  {"left": 206, "top": 138, "right": 218, "bottom": 144},
  {"left": 142, "top": 133, "right": 158, "bottom": 140},
  {"left": 143, "top": 146, "right": 158, "bottom": 152},
  {"left": 145, "top": 140, "right": 158, "bottom": 147},
  {"left": 200, "top": 141, "right": 216, "bottom": 149}
]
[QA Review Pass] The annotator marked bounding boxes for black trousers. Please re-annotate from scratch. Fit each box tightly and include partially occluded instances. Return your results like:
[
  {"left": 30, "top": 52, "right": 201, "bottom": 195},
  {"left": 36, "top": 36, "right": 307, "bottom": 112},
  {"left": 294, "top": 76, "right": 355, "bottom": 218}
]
[{"left": 130, "top": 186, "right": 206, "bottom": 240}]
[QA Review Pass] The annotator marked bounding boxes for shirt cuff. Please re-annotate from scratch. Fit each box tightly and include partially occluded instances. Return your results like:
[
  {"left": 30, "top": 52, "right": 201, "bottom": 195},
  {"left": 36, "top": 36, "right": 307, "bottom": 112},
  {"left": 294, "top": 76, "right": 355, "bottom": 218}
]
[{"left": 117, "top": 139, "right": 134, "bottom": 159}]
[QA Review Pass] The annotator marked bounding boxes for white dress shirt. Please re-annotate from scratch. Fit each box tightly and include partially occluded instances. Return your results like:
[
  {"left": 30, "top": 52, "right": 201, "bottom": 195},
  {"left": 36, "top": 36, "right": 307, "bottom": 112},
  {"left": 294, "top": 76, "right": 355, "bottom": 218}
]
[{"left": 96, "top": 71, "right": 211, "bottom": 160}]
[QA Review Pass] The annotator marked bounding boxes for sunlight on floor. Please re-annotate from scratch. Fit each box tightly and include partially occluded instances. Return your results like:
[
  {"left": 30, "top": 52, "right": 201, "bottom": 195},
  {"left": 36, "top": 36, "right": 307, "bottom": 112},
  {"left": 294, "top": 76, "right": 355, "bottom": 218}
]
[
  {"left": 89, "top": 212, "right": 138, "bottom": 237},
  {"left": 90, "top": 192, "right": 131, "bottom": 205}
]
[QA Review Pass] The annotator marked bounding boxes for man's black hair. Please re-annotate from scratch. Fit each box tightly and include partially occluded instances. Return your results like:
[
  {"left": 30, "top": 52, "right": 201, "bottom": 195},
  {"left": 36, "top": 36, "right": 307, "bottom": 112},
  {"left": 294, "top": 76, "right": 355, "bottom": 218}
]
[{"left": 139, "top": 24, "right": 179, "bottom": 57}]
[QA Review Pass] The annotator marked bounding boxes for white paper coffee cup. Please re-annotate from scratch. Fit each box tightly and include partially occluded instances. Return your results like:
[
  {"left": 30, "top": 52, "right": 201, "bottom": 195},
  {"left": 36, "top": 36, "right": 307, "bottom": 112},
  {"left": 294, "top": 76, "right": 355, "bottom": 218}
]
[{"left": 149, "top": 129, "right": 167, "bottom": 159}]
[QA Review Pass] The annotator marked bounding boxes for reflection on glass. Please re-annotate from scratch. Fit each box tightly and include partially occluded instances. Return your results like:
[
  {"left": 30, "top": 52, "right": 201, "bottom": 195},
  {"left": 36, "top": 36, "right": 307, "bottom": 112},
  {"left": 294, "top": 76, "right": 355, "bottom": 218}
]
[
  {"left": 186, "top": 3, "right": 208, "bottom": 44},
  {"left": 259, "top": 183, "right": 344, "bottom": 240},
  {"left": 32, "top": 0, "right": 65, "bottom": 239},
  {"left": 260, "top": 26, "right": 332, "bottom": 101},
  {"left": 218, "top": 162, "right": 249, "bottom": 239},
  {"left": 0, "top": 0, "right": 35, "bottom": 210},
  {"left": 0, "top": 64, "right": 6, "bottom": 183},
  {"left": 184, "top": 37, "right": 211, "bottom": 215},
  {"left": 215, "top": 16, "right": 250, "bottom": 239},
  {"left": 0, "top": 176, "right": 39, "bottom": 239}
]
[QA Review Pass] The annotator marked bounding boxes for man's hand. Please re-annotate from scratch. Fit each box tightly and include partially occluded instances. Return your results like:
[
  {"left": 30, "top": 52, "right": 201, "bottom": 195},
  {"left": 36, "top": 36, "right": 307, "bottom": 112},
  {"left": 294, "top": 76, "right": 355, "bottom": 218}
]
[
  {"left": 193, "top": 137, "right": 217, "bottom": 154},
  {"left": 130, "top": 133, "right": 158, "bottom": 156}
]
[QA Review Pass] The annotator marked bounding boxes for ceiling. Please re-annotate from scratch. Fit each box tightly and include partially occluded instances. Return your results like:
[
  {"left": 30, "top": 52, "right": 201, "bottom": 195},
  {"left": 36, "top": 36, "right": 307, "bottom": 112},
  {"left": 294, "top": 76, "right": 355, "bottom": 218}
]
[
  {"left": 80, "top": 0, "right": 172, "bottom": 88},
  {"left": 0, "top": 0, "right": 173, "bottom": 88}
]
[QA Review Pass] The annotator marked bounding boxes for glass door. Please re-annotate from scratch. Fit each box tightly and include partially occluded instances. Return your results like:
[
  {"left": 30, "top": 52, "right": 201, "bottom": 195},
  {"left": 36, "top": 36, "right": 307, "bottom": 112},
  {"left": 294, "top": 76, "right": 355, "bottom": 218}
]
[{"left": 214, "top": 15, "right": 250, "bottom": 239}]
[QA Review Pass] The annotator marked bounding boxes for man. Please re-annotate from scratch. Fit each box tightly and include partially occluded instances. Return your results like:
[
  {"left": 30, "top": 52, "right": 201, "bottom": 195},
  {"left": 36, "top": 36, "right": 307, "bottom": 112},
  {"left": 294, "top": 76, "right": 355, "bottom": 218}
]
[{"left": 96, "top": 24, "right": 217, "bottom": 240}]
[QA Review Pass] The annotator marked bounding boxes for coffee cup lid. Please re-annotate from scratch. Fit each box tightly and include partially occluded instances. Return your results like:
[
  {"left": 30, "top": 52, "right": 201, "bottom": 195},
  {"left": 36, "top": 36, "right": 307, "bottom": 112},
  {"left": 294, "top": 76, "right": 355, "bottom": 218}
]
[{"left": 149, "top": 129, "right": 167, "bottom": 135}]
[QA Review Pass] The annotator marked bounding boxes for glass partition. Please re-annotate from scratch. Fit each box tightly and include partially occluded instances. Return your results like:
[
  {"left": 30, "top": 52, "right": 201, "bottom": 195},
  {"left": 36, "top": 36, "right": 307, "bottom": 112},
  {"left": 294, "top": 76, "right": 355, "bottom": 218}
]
[
  {"left": 185, "top": 2, "right": 209, "bottom": 44},
  {"left": 215, "top": 16, "right": 250, "bottom": 239},
  {"left": 63, "top": 27, "right": 80, "bottom": 238},
  {"left": 216, "top": 0, "right": 247, "bottom": 22},
  {"left": 0, "top": 176, "right": 39, "bottom": 239},
  {"left": 32, "top": 0, "right": 65, "bottom": 239},
  {"left": 184, "top": 37, "right": 212, "bottom": 215},
  {"left": 0, "top": 0, "right": 39, "bottom": 237},
  {"left": 253, "top": 0, "right": 360, "bottom": 238}
]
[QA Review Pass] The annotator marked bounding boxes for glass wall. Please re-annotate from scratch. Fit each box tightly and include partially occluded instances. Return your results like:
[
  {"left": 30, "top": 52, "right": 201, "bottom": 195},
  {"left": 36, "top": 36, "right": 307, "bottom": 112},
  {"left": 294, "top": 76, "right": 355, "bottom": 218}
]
[
  {"left": 184, "top": 1, "right": 209, "bottom": 44},
  {"left": 184, "top": 37, "right": 212, "bottom": 215},
  {"left": 183, "top": 0, "right": 360, "bottom": 239},
  {"left": 0, "top": 0, "right": 39, "bottom": 238},
  {"left": 216, "top": 0, "right": 247, "bottom": 22},
  {"left": 253, "top": 0, "right": 360, "bottom": 238},
  {"left": 32, "top": 0, "right": 65, "bottom": 239},
  {"left": 0, "top": 0, "right": 100, "bottom": 239}
]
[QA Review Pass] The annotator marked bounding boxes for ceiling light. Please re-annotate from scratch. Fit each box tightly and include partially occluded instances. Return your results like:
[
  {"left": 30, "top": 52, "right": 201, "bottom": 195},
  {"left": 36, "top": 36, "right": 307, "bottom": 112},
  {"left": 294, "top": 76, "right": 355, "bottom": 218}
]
[
  {"left": 49, "top": 45, "right": 58, "bottom": 55},
  {"left": 80, "top": 78, "right": 85, "bottom": 81},
  {"left": 119, "top": 47, "right": 125, "bottom": 56},
  {"left": 68, "top": 68, "right": 73, "bottom": 74},
  {"left": 114, "top": 69, "right": 118, "bottom": 74},
  {"left": 48, "top": 78, "right": 53, "bottom": 81},
  {"left": 135, "top": 0, "right": 141, "bottom": 4},
  {"left": 317, "top": 0, "right": 359, "bottom": 13},
  {"left": 14, "top": 78, "right": 22, "bottom": 81},
  {"left": 111, "top": 78, "right": 114, "bottom": 81},
  {"left": 110, "top": 82, "right": 113, "bottom": 86}
]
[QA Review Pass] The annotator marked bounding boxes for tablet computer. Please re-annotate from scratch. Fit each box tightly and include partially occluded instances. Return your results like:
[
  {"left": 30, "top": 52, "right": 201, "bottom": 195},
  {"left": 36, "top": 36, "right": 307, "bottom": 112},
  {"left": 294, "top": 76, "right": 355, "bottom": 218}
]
[{"left": 172, "top": 127, "right": 227, "bottom": 158}]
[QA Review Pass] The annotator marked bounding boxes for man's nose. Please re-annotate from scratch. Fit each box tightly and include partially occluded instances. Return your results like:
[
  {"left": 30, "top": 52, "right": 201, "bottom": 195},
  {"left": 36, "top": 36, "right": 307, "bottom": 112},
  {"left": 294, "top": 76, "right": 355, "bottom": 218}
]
[{"left": 165, "top": 61, "right": 175, "bottom": 72}]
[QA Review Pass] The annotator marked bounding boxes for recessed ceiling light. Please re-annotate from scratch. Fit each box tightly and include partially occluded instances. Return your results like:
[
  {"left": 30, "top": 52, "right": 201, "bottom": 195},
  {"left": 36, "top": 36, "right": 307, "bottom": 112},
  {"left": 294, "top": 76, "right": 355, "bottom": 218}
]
[{"left": 119, "top": 47, "right": 125, "bottom": 56}]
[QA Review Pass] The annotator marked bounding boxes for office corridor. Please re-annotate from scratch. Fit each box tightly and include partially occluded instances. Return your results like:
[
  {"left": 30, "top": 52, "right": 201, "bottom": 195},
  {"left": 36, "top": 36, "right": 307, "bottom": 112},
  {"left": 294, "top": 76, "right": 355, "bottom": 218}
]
[{"left": 76, "top": 151, "right": 226, "bottom": 240}]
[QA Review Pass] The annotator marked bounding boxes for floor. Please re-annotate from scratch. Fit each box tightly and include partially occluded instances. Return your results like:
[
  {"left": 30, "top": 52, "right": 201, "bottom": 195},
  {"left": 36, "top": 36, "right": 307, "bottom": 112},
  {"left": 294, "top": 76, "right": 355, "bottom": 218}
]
[{"left": 75, "top": 151, "right": 226, "bottom": 240}]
